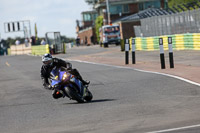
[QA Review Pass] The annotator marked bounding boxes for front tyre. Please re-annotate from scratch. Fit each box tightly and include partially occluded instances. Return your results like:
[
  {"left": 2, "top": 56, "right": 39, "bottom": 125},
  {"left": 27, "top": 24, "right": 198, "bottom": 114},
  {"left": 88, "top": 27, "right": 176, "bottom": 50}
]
[
  {"left": 84, "top": 90, "right": 93, "bottom": 102},
  {"left": 64, "top": 87, "right": 84, "bottom": 103}
]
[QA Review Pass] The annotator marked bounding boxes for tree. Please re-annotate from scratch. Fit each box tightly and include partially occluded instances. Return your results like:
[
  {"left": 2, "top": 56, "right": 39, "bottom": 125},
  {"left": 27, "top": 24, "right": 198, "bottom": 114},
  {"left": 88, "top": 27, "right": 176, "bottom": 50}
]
[
  {"left": 95, "top": 15, "right": 103, "bottom": 43},
  {"left": 6, "top": 37, "right": 15, "bottom": 47},
  {"left": 61, "top": 35, "right": 75, "bottom": 43}
]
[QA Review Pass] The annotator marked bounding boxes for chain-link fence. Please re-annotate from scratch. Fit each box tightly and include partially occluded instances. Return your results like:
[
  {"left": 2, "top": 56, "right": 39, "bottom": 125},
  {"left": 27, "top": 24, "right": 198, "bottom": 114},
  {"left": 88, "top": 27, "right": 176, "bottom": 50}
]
[{"left": 134, "top": 8, "right": 200, "bottom": 37}]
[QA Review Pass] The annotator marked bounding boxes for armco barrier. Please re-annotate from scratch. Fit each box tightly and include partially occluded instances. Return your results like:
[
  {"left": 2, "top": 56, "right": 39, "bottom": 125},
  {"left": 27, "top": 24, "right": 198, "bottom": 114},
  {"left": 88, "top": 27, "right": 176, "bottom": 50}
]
[
  {"left": 31, "top": 44, "right": 50, "bottom": 55},
  {"left": 130, "top": 33, "right": 200, "bottom": 51}
]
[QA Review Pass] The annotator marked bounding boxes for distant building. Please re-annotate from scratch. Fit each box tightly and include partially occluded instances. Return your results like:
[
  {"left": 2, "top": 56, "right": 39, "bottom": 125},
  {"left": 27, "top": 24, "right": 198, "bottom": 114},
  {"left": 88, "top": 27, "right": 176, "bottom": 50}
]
[
  {"left": 76, "top": 10, "right": 98, "bottom": 45},
  {"left": 95, "top": 0, "right": 165, "bottom": 20},
  {"left": 76, "top": 0, "right": 166, "bottom": 45}
]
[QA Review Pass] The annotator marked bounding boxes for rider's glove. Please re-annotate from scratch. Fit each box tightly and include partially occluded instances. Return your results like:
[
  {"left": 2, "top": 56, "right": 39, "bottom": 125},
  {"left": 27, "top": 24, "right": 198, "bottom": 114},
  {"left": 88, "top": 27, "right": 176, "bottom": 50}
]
[{"left": 48, "top": 85, "right": 54, "bottom": 90}]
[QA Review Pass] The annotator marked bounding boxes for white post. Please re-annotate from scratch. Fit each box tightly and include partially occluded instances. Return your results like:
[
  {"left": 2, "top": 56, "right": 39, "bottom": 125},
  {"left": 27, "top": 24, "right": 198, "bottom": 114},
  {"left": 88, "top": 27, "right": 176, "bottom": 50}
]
[
  {"left": 168, "top": 37, "right": 174, "bottom": 68},
  {"left": 125, "top": 39, "right": 129, "bottom": 65}
]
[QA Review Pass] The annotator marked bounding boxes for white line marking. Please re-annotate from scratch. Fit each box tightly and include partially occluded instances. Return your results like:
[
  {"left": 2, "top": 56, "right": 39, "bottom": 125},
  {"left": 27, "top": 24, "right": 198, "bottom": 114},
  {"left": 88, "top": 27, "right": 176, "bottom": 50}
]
[
  {"left": 66, "top": 59, "right": 200, "bottom": 87},
  {"left": 146, "top": 124, "right": 200, "bottom": 133}
]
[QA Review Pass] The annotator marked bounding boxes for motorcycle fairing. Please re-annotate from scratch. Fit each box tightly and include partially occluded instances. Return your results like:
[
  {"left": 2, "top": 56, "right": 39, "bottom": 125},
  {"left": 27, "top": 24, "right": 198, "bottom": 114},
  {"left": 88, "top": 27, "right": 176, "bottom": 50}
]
[{"left": 50, "top": 67, "right": 84, "bottom": 96}]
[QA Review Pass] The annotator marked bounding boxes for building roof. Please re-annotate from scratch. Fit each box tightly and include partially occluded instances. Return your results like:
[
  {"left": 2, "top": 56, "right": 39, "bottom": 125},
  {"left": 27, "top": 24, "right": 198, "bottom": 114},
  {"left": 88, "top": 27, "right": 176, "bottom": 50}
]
[
  {"left": 94, "top": 0, "right": 151, "bottom": 8},
  {"left": 81, "top": 10, "right": 97, "bottom": 14},
  {"left": 113, "top": 8, "right": 173, "bottom": 23},
  {"left": 98, "top": 0, "right": 147, "bottom": 3}
]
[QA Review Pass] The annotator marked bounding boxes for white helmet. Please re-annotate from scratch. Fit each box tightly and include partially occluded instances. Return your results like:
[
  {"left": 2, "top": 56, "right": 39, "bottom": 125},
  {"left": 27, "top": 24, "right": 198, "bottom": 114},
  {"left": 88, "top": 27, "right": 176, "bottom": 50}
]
[{"left": 42, "top": 53, "right": 53, "bottom": 66}]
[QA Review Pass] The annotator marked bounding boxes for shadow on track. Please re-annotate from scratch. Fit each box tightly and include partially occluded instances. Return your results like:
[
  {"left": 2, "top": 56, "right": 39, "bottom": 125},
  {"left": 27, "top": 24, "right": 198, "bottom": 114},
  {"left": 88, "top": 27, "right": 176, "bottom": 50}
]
[
  {"left": 64, "top": 99, "right": 116, "bottom": 104},
  {"left": 89, "top": 99, "right": 116, "bottom": 103}
]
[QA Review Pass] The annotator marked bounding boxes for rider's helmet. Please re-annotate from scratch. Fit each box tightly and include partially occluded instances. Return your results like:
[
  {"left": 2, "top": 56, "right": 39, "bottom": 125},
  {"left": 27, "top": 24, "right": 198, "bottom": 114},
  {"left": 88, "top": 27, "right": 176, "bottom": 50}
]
[{"left": 42, "top": 53, "right": 53, "bottom": 66}]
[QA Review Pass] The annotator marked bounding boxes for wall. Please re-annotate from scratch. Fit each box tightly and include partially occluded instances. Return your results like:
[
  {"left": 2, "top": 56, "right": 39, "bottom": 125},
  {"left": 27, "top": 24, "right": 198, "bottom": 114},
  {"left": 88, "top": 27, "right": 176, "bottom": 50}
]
[
  {"left": 9, "top": 43, "right": 32, "bottom": 55},
  {"left": 110, "top": 3, "right": 139, "bottom": 21},
  {"left": 129, "top": 33, "right": 200, "bottom": 51},
  {"left": 160, "top": 0, "right": 165, "bottom": 8},
  {"left": 129, "top": 3, "right": 139, "bottom": 13},
  {"left": 82, "top": 21, "right": 93, "bottom": 28},
  {"left": 120, "top": 21, "right": 141, "bottom": 39},
  {"left": 31, "top": 45, "right": 50, "bottom": 55},
  {"left": 8, "top": 44, "right": 56, "bottom": 56},
  {"left": 78, "top": 27, "right": 97, "bottom": 45}
]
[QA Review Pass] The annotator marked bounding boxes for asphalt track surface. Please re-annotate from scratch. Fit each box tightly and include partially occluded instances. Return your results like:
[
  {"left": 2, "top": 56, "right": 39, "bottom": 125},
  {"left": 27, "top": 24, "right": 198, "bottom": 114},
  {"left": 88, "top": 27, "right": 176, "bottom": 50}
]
[{"left": 1, "top": 49, "right": 200, "bottom": 133}]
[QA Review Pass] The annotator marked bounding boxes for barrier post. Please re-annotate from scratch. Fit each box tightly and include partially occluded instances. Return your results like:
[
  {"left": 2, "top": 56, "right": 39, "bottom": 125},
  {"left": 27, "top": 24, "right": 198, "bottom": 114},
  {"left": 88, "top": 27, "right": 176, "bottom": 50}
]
[
  {"left": 159, "top": 38, "right": 165, "bottom": 69},
  {"left": 168, "top": 37, "right": 174, "bottom": 68},
  {"left": 125, "top": 39, "right": 129, "bottom": 65},
  {"left": 132, "top": 38, "right": 136, "bottom": 64}
]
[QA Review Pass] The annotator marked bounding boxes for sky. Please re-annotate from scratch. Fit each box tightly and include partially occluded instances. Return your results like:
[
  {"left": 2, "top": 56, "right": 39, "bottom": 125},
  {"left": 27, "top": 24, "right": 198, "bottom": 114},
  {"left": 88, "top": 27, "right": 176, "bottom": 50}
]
[{"left": 0, "top": 0, "right": 92, "bottom": 39}]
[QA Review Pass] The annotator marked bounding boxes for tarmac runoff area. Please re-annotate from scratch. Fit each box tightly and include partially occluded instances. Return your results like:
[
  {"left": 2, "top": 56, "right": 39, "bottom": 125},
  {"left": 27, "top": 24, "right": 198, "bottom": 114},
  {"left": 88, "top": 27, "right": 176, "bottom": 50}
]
[
  {"left": 26, "top": 45, "right": 200, "bottom": 133},
  {"left": 65, "top": 45, "right": 200, "bottom": 87},
  {"left": 62, "top": 45, "right": 200, "bottom": 133}
]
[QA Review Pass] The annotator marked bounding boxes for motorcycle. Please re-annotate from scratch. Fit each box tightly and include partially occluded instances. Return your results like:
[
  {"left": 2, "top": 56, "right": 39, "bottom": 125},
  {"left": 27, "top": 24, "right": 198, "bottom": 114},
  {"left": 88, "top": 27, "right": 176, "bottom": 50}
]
[{"left": 49, "top": 67, "right": 93, "bottom": 103}]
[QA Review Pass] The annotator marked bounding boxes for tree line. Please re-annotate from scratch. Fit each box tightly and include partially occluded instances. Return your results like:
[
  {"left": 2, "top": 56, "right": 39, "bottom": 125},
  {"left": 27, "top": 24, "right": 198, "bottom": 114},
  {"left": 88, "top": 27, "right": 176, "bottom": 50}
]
[{"left": 1, "top": 35, "right": 75, "bottom": 48}]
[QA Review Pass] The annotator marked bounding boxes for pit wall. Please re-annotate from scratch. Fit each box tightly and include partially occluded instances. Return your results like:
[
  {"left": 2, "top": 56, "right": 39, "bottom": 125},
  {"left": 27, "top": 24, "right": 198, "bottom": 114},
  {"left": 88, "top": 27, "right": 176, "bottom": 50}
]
[
  {"left": 8, "top": 44, "right": 50, "bottom": 56},
  {"left": 9, "top": 43, "right": 32, "bottom": 55},
  {"left": 31, "top": 44, "right": 50, "bottom": 55}
]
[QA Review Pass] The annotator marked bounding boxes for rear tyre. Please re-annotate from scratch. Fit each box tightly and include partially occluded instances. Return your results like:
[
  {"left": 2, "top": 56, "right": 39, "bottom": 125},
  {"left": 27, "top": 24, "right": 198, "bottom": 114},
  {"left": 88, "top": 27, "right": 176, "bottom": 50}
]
[{"left": 64, "top": 87, "right": 84, "bottom": 103}]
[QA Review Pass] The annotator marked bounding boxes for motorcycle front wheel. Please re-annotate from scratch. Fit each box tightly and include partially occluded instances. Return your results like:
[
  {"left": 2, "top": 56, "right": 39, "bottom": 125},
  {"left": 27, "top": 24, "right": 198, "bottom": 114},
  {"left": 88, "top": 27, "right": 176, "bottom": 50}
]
[
  {"left": 84, "top": 90, "right": 93, "bottom": 102},
  {"left": 64, "top": 87, "right": 84, "bottom": 103}
]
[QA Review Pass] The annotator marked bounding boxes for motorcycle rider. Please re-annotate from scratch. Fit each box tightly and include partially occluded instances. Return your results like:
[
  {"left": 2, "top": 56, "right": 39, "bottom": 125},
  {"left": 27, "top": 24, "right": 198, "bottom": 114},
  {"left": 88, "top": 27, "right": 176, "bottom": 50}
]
[{"left": 40, "top": 53, "right": 90, "bottom": 99}]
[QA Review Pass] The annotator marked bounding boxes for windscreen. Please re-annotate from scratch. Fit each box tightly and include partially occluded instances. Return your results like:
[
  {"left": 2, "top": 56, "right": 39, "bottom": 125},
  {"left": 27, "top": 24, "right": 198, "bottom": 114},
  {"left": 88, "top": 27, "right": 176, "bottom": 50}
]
[{"left": 104, "top": 26, "right": 119, "bottom": 34}]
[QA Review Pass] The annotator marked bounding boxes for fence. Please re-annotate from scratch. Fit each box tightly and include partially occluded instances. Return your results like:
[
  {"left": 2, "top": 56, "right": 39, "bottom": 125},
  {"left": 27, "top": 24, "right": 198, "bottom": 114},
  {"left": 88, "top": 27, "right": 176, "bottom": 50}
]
[{"left": 134, "top": 8, "right": 200, "bottom": 37}]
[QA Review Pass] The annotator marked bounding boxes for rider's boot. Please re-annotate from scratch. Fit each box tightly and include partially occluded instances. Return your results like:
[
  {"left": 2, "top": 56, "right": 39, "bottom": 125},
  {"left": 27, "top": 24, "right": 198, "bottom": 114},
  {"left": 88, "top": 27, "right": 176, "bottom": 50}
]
[{"left": 82, "top": 80, "right": 90, "bottom": 85}]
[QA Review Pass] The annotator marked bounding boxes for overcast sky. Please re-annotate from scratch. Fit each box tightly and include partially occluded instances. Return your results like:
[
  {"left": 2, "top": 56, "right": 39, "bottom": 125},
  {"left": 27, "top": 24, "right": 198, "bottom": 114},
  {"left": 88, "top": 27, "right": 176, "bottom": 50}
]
[{"left": 0, "top": 0, "right": 91, "bottom": 39}]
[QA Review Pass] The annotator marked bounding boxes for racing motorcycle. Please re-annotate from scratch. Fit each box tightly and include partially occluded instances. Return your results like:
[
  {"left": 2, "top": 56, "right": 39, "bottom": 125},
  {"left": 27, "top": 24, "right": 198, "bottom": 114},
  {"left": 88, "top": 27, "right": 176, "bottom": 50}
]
[{"left": 49, "top": 67, "right": 93, "bottom": 103}]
